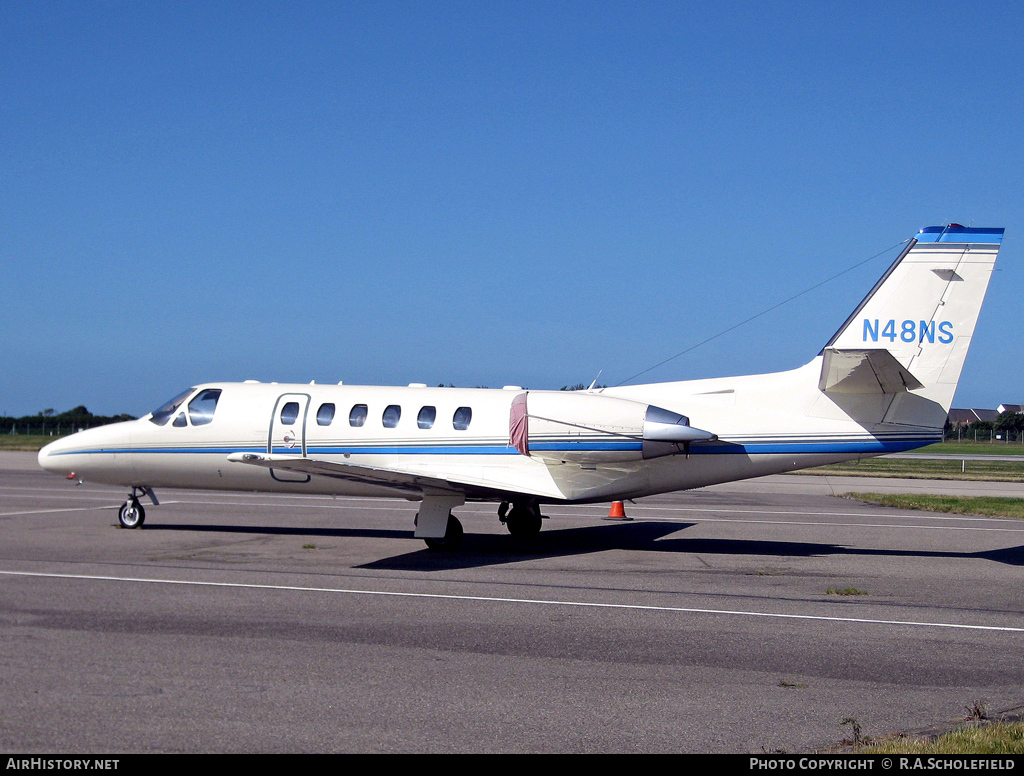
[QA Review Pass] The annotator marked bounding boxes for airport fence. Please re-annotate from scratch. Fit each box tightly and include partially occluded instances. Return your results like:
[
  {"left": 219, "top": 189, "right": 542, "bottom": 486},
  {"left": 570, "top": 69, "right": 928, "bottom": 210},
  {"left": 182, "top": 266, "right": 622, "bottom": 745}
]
[
  {"left": 6, "top": 422, "right": 102, "bottom": 436},
  {"left": 3, "top": 414, "right": 136, "bottom": 437},
  {"left": 944, "top": 427, "right": 1024, "bottom": 444}
]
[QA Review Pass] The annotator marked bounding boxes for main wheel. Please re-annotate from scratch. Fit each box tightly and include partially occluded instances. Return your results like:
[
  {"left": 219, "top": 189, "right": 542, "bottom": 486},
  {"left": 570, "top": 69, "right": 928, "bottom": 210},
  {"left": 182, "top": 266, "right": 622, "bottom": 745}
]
[
  {"left": 118, "top": 498, "right": 145, "bottom": 529},
  {"left": 504, "top": 505, "right": 542, "bottom": 539},
  {"left": 423, "top": 513, "right": 463, "bottom": 551}
]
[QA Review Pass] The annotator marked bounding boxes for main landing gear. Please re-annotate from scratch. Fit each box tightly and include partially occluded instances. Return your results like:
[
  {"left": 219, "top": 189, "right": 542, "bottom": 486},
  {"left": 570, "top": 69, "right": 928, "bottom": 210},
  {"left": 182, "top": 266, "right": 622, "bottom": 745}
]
[
  {"left": 415, "top": 494, "right": 466, "bottom": 551},
  {"left": 413, "top": 501, "right": 544, "bottom": 548},
  {"left": 118, "top": 487, "right": 158, "bottom": 529},
  {"left": 414, "top": 497, "right": 544, "bottom": 551},
  {"left": 421, "top": 512, "right": 464, "bottom": 551},
  {"left": 498, "top": 501, "right": 544, "bottom": 539}
]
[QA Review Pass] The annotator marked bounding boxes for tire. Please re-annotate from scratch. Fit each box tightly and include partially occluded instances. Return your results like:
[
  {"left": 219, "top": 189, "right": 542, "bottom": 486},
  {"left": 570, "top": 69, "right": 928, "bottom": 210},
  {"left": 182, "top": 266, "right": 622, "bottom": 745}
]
[
  {"left": 423, "top": 513, "right": 463, "bottom": 551},
  {"left": 505, "top": 506, "right": 542, "bottom": 539},
  {"left": 118, "top": 498, "right": 145, "bottom": 529}
]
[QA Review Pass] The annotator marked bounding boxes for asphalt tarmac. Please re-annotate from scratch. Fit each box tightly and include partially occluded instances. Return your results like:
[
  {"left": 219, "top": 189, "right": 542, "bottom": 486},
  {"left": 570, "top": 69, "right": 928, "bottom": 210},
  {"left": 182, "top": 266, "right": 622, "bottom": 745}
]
[{"left": 2, "top": 451, "right": 1023, "bottom": 753}]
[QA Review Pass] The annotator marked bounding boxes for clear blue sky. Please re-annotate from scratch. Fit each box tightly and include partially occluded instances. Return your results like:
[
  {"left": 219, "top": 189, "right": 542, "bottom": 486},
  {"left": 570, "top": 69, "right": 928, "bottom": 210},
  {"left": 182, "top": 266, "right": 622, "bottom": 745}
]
[{"left": 2, "top": 1, "right": 1021, "bottom": 417}]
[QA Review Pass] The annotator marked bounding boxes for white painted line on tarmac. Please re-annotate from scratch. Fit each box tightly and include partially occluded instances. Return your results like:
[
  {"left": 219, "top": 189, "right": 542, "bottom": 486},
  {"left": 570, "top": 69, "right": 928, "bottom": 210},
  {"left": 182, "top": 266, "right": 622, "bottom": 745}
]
[
  {"left": 0, "top": 506, "right": 118, "bottom": 517},
  {"left": 4, "top": 492, "right": 1024, "bottom": 531},
  {"left": 2, "top": 568, "right": 1021, "bottom": 634},
  {"left": 539, "top": 507, "right": 1024, "bottom": 531},
  {"left": 0, "top": 489, "right": 122, "bottom": 500},
  {"left": 159, "top": 499, "right": 1024, "bottom": 531},
  {"left": 565, "top": 503, "right": 1024, "bottom": 523},
  {"left": 636, "top": 516, "right": 1024, "bottom": 533},
  {"left": 0, "top": 502, "right": 182, "bottom": 517}
]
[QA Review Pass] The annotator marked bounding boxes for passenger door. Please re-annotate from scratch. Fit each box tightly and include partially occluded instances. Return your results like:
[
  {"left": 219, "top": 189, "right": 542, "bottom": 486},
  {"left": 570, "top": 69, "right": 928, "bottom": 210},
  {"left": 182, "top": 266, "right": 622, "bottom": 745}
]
[{"left": 268, "top": 394, "right": 311, "bottom": 482}]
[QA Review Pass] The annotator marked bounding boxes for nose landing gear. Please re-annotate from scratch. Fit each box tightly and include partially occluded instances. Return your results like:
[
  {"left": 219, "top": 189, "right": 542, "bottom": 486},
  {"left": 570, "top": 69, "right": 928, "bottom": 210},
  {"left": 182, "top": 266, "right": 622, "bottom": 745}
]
[
  {"left": 118, "top": 497, "right": 145, "bottom": 529},
  {"left": 117, "top": 487, "right": 158, "bottom": 529}
]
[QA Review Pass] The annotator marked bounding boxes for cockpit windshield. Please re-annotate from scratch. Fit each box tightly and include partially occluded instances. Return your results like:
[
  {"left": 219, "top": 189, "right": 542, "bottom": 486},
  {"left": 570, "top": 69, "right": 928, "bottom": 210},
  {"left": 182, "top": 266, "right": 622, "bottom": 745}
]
[
  {"left": 149, "top": 388, "right": 196, "bottom": 426},
  {"left": 188, "top": 389, "right": 222, "bottom": 426}
]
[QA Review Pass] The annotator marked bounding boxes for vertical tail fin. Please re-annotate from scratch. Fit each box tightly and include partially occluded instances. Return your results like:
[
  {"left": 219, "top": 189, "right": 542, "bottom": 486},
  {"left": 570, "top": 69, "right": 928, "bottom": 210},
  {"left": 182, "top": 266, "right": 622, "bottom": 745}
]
[{"left": 821, "top": 225, "right": 1003, "bottom": 421}]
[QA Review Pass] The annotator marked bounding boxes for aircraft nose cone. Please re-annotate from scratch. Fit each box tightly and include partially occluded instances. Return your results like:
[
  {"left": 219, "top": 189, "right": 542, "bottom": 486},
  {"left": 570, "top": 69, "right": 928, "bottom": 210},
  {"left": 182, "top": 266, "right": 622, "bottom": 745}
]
[
  {"left": 38, "top": 437, "right": 70, "bottom": 474},
  {"left": 38, "top": 440, "right": 59, "bottom": 477},
  {"left": 36, "top": 420, "right": 137, "bottom": 482}
]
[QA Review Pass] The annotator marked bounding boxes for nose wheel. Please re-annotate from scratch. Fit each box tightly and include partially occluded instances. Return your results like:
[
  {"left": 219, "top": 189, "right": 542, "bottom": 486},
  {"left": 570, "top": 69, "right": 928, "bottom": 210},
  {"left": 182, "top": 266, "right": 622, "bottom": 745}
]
[
  {"left": 118, "top": 497, "right": 145, "bottom": 529},
  {"left": 117, "top": 487, "right": 157, "bottom": 529}
]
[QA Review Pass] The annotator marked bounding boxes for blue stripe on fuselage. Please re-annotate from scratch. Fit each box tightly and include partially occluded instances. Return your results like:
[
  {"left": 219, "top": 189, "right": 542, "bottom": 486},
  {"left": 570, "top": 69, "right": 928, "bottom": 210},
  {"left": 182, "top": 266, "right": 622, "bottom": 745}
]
[{"left": 50, "top": 436, "right": 939, "bottom": 457}]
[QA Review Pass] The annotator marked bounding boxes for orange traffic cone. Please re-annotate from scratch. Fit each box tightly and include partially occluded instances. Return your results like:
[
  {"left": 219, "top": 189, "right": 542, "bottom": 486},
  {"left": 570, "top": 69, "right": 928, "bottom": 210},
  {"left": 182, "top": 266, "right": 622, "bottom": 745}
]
[{"left": 603, "top": 501, "right": 631, "bottom": 521}]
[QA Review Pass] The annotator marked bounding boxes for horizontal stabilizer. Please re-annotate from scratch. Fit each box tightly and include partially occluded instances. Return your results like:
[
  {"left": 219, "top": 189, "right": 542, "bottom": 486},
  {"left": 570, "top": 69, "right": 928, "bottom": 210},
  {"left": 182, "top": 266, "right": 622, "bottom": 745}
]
[{"left": 818, "top": 348, "right": 923, "bottom": 395}]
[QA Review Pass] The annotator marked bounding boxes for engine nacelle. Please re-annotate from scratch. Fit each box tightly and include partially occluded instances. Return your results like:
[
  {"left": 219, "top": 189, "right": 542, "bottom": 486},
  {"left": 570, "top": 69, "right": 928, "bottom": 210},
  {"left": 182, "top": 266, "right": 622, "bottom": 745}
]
[{"left": 509, "top": 391, "right": 714, "bottom": 463}]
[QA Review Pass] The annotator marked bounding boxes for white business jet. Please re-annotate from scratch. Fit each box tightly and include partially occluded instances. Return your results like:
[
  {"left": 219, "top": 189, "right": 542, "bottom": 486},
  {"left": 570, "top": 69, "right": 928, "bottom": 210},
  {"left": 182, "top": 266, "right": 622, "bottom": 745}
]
[{"left": 39, "top": 225, "right": 1004, "bottom": 549}]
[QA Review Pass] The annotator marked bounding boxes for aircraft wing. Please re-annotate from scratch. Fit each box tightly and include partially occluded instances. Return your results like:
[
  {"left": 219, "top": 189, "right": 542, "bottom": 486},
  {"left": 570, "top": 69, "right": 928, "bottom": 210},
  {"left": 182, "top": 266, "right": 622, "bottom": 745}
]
[
  {"left": 818, "top": 348, "right": 924, "bottom": 394},
  {"left": 225, "top": 452, "right": 560, "bottom": 500}
]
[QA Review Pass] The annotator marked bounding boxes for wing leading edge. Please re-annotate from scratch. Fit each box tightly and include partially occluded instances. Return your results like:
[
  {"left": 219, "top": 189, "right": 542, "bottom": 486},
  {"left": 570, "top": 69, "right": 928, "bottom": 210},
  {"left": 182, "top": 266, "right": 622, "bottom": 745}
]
[{"left": 225, "top": 452, "right": 563, "bottom": 501}]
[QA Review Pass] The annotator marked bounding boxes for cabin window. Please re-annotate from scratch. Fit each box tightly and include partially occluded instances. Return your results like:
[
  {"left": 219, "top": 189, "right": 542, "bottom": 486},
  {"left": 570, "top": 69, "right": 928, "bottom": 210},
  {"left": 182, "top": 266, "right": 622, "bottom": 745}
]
[
  {"left": 316, "top": 403, "right": 335, "bottom": 426},
  {"left": 417, "top": 406, "right": 436, "bottom": 429},
  {"left": 453, "top": 406, "right": 472, "bottom": 430},
  {"left": 280, "top": 402, "right": 300, "bottom": 425},
  {"left": 188, "top": 389, "right": 221, "bottom": 426},
  {"left": 149, "top": 387, "right": 195, "bottom": 426},
  {"left": 382, "top": 405, "right": 401, "bottom": 428},
  {"left": 172, "top": 412, "right": 187, "bottom": 428},
  {"left": 349, "top": 404, "right": 368, "bottom": 427}
]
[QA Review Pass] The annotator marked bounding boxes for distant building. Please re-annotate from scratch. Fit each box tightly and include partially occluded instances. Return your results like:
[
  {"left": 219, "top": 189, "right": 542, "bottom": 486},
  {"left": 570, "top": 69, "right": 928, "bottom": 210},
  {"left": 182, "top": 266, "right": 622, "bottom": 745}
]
[
  {"left": 947, "top": 408, "right": 1000, "bottom": 425},
  {"left": 998, "top": 404, "right": 1024, "bottom": 415}
]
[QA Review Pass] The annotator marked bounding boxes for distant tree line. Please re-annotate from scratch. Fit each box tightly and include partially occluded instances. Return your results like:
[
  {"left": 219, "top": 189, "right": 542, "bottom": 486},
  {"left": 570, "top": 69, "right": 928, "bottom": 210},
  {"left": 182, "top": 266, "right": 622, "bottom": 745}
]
[
  {"left": 4, "top": 406, "right": 136, "bottom": 436},
  {"left": 945, "top": 412, "right": 1024, "bottom": 442}
]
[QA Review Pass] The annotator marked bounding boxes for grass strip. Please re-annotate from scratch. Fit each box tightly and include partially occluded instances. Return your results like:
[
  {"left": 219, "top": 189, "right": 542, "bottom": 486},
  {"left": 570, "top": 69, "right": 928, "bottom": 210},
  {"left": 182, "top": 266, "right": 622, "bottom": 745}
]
[
  {"left": 802, "top": 457, "right": 1024, "bottom": 481},
  {"left": 854, "top": 721, "right": 1024, "bottom": 754},
  {"left": 844, "top": 492, "right": 1024, "bottom": 520},
  {"left": 0, "top": 435, "right": 64, "bottom": 451},
  {"left": 919, "top": 441, "right": 1024, "bottom": 456}
]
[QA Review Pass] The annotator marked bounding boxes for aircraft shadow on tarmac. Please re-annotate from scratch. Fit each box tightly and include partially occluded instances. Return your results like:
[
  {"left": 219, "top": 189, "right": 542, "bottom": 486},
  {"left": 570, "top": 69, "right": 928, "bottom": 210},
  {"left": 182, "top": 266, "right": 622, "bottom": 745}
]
[
  {"left": 140, "top": 522, "right": 413, "bottom": 541},
  {"left": 364, "top": 524, "right": 1024, "bottom": 571},
  {"left": 138, "top": 520, "right": 1024, "bottom": 571}
]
